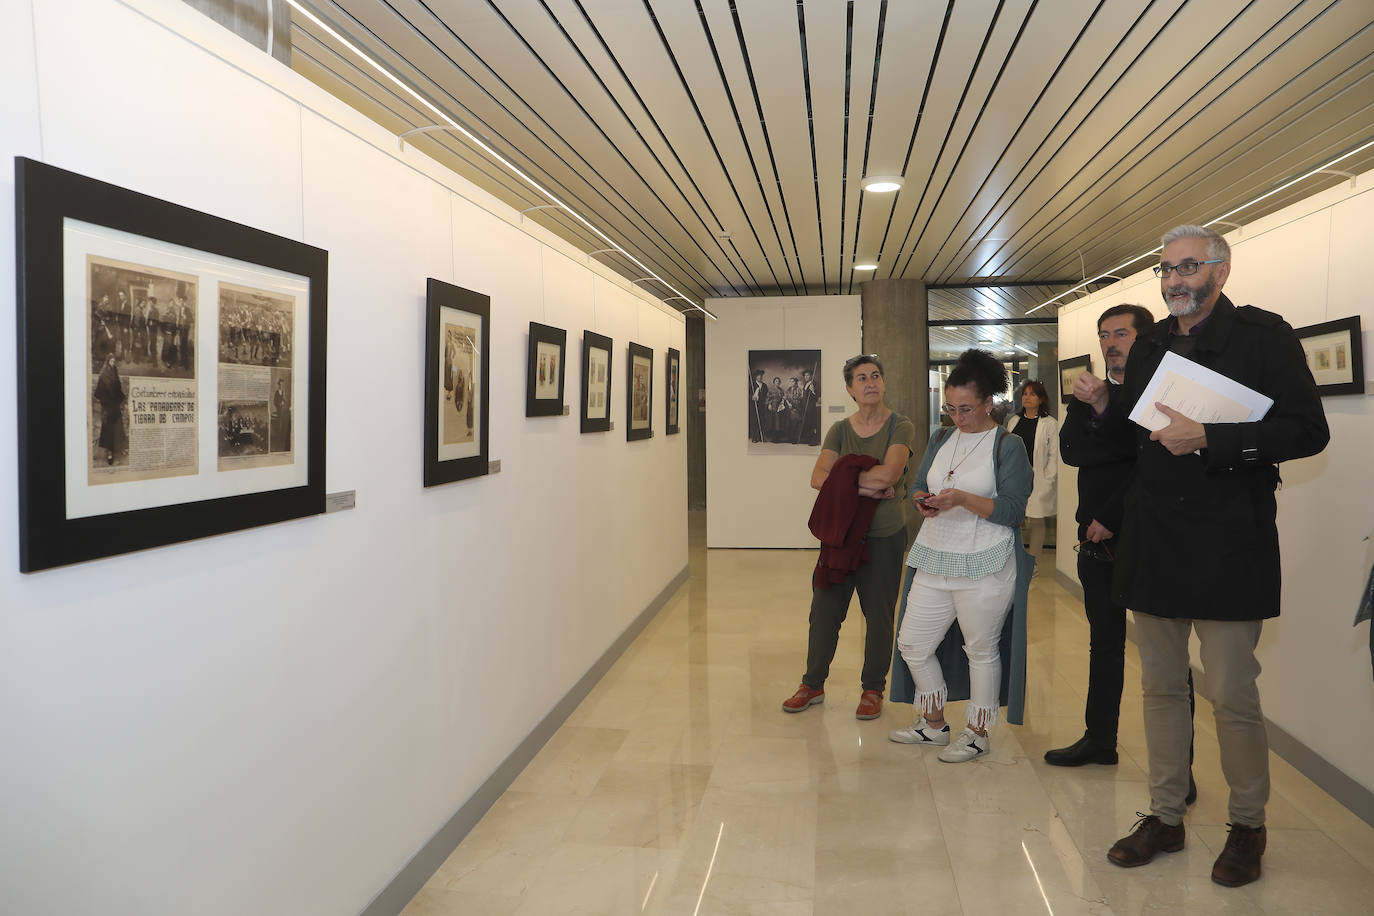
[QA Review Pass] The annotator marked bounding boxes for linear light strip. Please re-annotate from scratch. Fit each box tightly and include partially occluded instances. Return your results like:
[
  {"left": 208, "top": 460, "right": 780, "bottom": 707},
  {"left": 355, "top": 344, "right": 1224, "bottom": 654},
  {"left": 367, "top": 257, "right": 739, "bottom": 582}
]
[
  {"left": 285, "top": 0, "right": 717, "bottom": 320},
  {"left": 1027, "top": 138, "right": 1374, "bottom": 315}
]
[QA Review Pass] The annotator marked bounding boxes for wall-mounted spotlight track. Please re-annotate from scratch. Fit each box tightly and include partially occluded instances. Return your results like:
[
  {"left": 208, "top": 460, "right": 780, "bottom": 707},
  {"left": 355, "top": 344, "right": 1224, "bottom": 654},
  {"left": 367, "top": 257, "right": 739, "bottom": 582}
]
[{"left": 285, "top": 0, "right": 716, "bottom": 320}]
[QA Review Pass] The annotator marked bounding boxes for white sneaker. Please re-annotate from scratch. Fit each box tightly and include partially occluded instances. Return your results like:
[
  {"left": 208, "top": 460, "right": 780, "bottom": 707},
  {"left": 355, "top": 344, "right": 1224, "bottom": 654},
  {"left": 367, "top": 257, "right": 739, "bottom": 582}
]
[
  {"left": 938, "top": 727, "right": 990, "bottom": 763},
  {"left": 888, "top": 716, "right": 950, "bottom": 746}
]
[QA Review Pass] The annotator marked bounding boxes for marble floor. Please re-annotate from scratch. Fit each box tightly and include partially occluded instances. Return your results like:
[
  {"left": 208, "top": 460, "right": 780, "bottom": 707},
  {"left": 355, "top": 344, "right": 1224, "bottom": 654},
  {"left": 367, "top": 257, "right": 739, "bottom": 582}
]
[{"left": 402, "top": 522, "right": 1374, "bottom": 915}]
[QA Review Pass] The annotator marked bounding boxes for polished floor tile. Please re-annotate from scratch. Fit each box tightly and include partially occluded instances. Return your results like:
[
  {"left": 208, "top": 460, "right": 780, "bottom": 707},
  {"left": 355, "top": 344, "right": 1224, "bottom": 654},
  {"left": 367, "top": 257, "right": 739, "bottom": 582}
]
[{"left": 403, "top": 517, "right": 1374, "bottom": 914}]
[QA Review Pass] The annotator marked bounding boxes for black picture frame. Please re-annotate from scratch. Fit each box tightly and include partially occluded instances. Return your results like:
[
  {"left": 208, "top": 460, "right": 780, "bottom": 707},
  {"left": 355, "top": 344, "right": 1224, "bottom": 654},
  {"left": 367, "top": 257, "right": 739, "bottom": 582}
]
[
  {"left": 579, "top": 330, "right": 613, "bottom": 434},
  {"left": 1295, "top": 316, "right": 1365, "bottom": 396},
  {"left": 626, "top": 341, "right": 654, "bottom": 442},
  {"left": 665, "top": 347, "right": 681, "bottom": 435},
  {"left": 525, "top": 321, "right": 567, "bottom": 417},
  {"left": 423, "top": 278, "right": 491, "bottom": 486},
  {"left": 1057, "top": 354, "right": 1092, "bottom": 404},
  {"left": 14, "top": 156, "right": 328, "bottom": 573}
]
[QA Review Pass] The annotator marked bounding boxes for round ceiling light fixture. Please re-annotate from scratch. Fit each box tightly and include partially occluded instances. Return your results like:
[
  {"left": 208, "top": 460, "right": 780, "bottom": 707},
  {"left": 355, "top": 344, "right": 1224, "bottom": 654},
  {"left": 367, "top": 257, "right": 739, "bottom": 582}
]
[
  {"left": 860, "top": 175, "right": 904, "bottom": 193},
  {"left": 854, "top": 262, "right": 878, "bottom": 271}
]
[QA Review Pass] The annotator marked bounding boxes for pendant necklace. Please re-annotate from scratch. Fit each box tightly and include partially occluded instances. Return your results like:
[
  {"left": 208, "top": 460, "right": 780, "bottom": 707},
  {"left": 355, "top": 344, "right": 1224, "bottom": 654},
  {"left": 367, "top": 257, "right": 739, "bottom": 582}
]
[{"left": 945, "top": 429, "right": 994, "bottom": 486}]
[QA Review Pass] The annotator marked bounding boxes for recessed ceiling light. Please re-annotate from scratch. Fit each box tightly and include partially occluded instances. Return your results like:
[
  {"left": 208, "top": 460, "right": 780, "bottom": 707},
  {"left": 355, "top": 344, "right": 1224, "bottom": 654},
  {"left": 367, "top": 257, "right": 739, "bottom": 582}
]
[
  {"left": 860, "top": 175, "right": 904, "bottom": 193},
  {"left": 854, "top": 263, "right": 878, "bottom": 271},
  {"left": 942, "top": 326, "right": 958, "bottom": 330}
]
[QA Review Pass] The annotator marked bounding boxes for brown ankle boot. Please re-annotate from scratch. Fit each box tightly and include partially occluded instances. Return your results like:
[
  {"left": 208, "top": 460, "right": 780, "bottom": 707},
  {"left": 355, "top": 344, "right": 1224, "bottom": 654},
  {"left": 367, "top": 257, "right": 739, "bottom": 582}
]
[
  {"left": 1211, "top": 823, "right": 1266, "bottom": 887},
  {"left": 1107, "top": 814, "right": 1185, "bottom": 867}
]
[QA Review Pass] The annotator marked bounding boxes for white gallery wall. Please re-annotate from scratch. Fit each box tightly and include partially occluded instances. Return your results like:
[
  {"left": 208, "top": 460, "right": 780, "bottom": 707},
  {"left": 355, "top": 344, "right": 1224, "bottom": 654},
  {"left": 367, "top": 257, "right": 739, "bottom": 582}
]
[
  {"left": 0, "top": 1, "right": 687, "bottom": 914},
  {"left": 704, "top": 294, "right": 861, "bottom": 547},
  {"left": 1054, "top": 168, "right": 1374, "bottom": 797}
]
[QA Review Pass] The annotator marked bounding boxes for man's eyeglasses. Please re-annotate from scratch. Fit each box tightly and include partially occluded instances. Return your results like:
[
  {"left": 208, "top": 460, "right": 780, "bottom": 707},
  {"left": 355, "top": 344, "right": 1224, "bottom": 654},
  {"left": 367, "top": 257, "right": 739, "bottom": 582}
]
[
  {"left": 1153, "top": 259, "right": 1223, "bottom": 278},
  {"left": 1073, "top": 539, "right": 1114, "bottom": 563},
  {"left": 942, "top": 404, "right": 978, "bottom": 417}
]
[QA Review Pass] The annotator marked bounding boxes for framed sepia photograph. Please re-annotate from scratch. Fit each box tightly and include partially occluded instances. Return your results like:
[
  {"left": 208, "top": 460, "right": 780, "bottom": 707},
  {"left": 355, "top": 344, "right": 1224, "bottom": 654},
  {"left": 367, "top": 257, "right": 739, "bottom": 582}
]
[
  {"left": 747, "top": 349, "right": 821, "bottom": 453},
  {"left": 626, "top": 341, "right": 653, "bottom": 441},
  {"left": 1058, "top": 354, "right": 1093, "bottom": 404},
  {"left": 580, "top": 330, "right": 613, "bottom": 434},
  {"left": 14, "top": 156, "right": 327, "bottom": 573},
  {"left": 424, "top": 278, "right": 491, "bottom": 486},
  {"left": 525, "top": 321, "right": 567, "bottom": 417},
  {"left": 665, "top": 347, "right": 681, "bottom": 435},
  {"left": 1296, "top": 316, "right": 1364, "bottom": 396}
]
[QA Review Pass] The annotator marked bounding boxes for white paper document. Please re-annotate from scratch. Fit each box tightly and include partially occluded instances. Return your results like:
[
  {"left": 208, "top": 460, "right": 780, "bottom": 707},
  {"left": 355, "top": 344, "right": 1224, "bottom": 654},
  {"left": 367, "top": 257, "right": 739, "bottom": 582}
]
[{"left": 1128, "top": 351, "right": 1273, "bottom": 431}]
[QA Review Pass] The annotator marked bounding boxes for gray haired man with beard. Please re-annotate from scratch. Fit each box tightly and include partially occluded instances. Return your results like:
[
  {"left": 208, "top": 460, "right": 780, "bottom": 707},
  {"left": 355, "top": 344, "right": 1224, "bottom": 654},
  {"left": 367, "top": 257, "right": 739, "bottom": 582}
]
[{"left": 1072, "top": 225, "right": 1328, "bottom": 888}]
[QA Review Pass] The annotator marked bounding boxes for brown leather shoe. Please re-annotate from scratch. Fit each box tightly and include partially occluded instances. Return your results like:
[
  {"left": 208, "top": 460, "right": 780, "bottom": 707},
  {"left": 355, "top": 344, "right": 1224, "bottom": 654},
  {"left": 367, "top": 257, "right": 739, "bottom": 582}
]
[
  {"left": 855, "top": 689, "right": 883, "bottom": 720},
  {"left": 1211, "top": 823, "right": 1265, "bottom": 887},
  {"left": 1107, "top": 813, "right": 1185, "bottom": 867},
  {"left": 781, "top": 684, "right": 824, "bottom": 713}
]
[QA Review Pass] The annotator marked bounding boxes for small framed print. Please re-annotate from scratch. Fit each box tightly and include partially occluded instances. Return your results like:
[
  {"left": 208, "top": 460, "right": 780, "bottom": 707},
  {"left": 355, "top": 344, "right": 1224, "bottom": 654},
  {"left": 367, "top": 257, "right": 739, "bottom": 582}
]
[
  {"left": 424, "top": 278, "right": 491, "bottom": 486},
  {"left": 580, "top": 330, "right": 612, "bottom": 434},
  {"left": 526, "top": 321, "right": 566, "bottom": 417},
  {"left": 627, "top": 341, "right": 653, "bottom": 441},
  {"left": 1058, "top": 354, "right": 1092, "bottom": 404},
  {"left": 665, "top": 347, "right": 681, "bottom": 435},
  {"left": 14, "top": 156, "right": 327, "bottom": 573},
  {"left": 1295, "top": 316, "right": 1364, "bottom": 396}
]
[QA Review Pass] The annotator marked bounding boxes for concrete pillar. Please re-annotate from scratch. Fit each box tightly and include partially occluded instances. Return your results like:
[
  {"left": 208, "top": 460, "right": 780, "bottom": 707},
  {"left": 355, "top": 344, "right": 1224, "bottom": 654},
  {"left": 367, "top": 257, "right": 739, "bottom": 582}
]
[
  {"left": 182, "top": 0, "right": 291, "bottom": 65},
  {"left": 686, "top": 314, "right": 706, "bottom": 511},
  {"left": 860, "top": 278, "right": 929, "bottom": 543}
]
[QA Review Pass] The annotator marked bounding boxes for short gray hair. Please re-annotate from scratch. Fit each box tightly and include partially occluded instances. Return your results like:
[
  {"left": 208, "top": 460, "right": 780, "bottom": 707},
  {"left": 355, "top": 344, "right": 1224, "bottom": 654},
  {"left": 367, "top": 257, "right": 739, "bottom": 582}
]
[{"left": 1161, "top": 225, "right": 1230, "bottom": 262}]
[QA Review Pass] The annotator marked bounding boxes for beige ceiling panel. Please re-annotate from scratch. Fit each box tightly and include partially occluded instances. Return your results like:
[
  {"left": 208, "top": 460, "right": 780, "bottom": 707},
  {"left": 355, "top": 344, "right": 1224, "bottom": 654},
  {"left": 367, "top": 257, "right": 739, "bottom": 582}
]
[
  {"left": 301, "top": 2, "right": 693, "bottom": 277},
  {"left": 886, "top": 0, "right": 1029, "bottom": 283},
  {"left": 985, "top": 0, "right": 1322, "bottom": 279},
  {"left": 373, "top": 1, "right": 732, "bottom": 295},
  {"left": 801, "top": 0, "right": 850, "bottom": 293},
  {"left": 635, "top": 0, "right": 783, "bottom": 293},
  {"left": 928, "top": 0, "right": 1187, "bottom": 281},
  {"left": 697, "top": 0, "right": 802, "bottom": 292},
  {"left": 848, "top": 1, "right": 941, "bottom": 281},
  {"left": 733, "top": 0, "right": 824, "bottom": 289},
  {"left": 899, "top": 0, "right": 1097, "bottom": 283},
  {"left": 490, "top": 0, "right": 757, "bottom": 293},
  {"left": 836, "top": 0, "right": 882, "bottom": 293},
  {"left": 948, "top": 0, "right": 1192, "bottom": 280},
  {"left": 1017, "top": 20, "right": 1374, "bottom": 280},
  {"left": 540, "top": 2, "right": 778, "bottom": 296}
]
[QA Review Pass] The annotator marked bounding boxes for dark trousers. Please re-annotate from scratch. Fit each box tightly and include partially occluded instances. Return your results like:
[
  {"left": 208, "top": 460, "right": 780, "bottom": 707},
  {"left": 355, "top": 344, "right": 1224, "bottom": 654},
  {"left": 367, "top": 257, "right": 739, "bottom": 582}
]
[
  {"left": 803, "top": 530, "right": 905, "bottom": 691},
  {"left": 1078, "top": 548, "right": 1127, "bottom": 745},
  {"left": 1079, "top": 545, "right": 1194, "bottom": 751}
]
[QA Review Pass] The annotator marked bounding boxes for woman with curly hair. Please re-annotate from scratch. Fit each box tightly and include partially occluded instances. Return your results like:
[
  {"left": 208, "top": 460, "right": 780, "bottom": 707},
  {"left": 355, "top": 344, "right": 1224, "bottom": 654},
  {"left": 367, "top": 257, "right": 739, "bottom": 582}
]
[{"left": 888, "top": 349, "right": 1034, "bottom": 762}]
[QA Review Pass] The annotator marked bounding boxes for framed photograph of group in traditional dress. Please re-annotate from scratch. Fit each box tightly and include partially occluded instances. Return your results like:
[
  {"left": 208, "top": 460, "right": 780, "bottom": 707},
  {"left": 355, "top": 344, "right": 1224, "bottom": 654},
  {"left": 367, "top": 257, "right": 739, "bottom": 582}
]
[
  {"left": 1296, "top": 316, "right": 1364, "bottom": 396},
  {"left": 1058, "top": 354, "right": 1092, "bottom": 404},
  {"left": 525, "top": 321, "right": 566, "bottom": 417},
  {"left": 14, "top": 156, "right": 327, "bottom": 573},
  {"left": 580, "top": 330, "right": 613, "bottom": 434},
  {"left": 665, "top": 347, "right": 681, "bottom": 435},
  {"left": 747, "top": 349, "right": 821, "bottom": 453},
  {"left": 626, "top": 342, "right": 653, "bottom": 441},
  {"left": 424, "top": 278, "right": 491, "bottom": 486}
]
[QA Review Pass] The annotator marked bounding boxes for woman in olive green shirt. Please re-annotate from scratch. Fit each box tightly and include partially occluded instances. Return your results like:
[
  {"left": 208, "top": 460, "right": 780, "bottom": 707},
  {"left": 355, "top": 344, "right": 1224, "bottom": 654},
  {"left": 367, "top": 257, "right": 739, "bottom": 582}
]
[{"left": 782, "top": 354, "right": 915, "bottom": 720}]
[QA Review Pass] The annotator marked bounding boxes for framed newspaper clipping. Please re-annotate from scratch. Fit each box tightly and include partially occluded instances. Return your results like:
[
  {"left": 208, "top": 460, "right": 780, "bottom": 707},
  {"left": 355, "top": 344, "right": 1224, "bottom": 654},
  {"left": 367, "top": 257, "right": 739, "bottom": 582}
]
[
  {"left": 665, "top": 346, "right": 680, "bottom": 435},
  {"left": 525, "top": 321, "right": 566, "bottom": 417},
  {"left": 580, "top": 330, "right": 613, "bottom": 434},
  {"left": 424, "top": 278, "right": 491, "bottom": 485},
  {"left": 14, "top": 157, "right": 328, "bottom": 573},
  {"left": 626, "top": 341, "right": 653, "bottom": 442}
]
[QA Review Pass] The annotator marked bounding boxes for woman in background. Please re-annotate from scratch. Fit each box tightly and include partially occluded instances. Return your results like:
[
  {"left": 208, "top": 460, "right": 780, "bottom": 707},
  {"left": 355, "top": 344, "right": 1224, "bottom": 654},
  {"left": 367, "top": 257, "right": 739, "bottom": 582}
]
[{"left": 1006, "top": 379, "right": 1058, "bottom": 568}]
